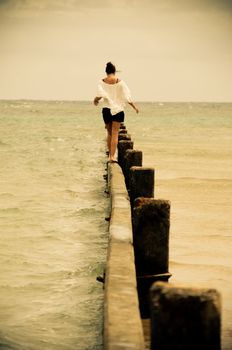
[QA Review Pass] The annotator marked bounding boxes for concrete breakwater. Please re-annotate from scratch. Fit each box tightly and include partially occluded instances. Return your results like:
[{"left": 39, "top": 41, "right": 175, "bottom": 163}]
[
  {"left": 102, "top": 123, "right": 221, "bottom": 350},
  {"left": 103, "top": 162, "right": 145, "bottom": 350}
]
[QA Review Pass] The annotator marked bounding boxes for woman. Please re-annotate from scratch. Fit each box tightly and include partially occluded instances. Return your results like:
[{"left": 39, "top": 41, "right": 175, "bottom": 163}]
[{"left": 93, "top": 62, "right": 139, "bottom": 162}]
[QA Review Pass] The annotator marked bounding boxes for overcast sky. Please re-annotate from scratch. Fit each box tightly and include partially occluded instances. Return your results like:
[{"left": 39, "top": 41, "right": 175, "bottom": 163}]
[{"left": 0, "top": 0, "right": 232, "bottom": 102}]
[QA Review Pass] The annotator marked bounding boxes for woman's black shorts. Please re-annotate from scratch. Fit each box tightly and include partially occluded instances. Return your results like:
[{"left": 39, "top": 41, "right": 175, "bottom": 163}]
[{"left": 102, "top": 108, "right": 125, "bottom": 124}]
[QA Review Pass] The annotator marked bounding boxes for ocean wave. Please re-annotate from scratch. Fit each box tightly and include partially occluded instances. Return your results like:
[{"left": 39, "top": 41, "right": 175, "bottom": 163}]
[
  {"left": 61, "top": 205, "right": 102, "bottom": 218},
  {"left": 62, "top": 189, "right": 79, "bottom": 198},
  {"left": 0, "top": 336, "right": 16, "bottom": 350},
  {"left": 170, "top": 260, "right": 232, "bottom": 273},
  {"left": 0, "top": 193, "right": 15, "bottom": 199},
  {"left": 43, "top": 136, "right": 65, "bottom": 142},
  {"left": 72, "top": 207, "right": 103, "bottom": 217},
  {"left": 0, "top": 140, "right": 8, "bottom": 147},
  {"left": 0, "top": 207, "right": 21, "bottom": 214},
  {"left": 162, "top": 176, "right": 232, "bottom": 183}
]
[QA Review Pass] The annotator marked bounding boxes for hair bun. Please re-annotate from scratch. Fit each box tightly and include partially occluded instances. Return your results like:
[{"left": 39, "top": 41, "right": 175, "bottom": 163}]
[{"left": 105, "top": 62, "right": 116, "bottom": 74}]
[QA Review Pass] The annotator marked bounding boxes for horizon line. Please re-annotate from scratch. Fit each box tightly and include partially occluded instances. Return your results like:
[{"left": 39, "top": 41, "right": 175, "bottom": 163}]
[{"left": 0, "top": 98, "right": 232, "bottom": 104}]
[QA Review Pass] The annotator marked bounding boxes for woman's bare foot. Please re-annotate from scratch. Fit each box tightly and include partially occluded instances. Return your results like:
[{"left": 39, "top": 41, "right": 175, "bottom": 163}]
[{"left": 108, "top": 157, "right": 118, "bottom": 163}]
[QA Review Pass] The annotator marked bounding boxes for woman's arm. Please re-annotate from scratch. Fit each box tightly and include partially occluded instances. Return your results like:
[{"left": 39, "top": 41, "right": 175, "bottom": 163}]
[
  {"left": 121, "top": 81, "right": 139, "bottom": 113},
  {"left": 94, "top": 81, "right": 109, "bottom": 105},
  {"left": 93, "top": 96, "right": 102, "bottom": 106},
  {"left": 128, "top": 101, "right": 139, "bottom": 113}
]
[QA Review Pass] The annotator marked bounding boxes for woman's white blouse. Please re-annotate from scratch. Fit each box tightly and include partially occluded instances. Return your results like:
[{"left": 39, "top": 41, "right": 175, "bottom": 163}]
[{"left": 97, "top": 80, "right": 132, "bottom": 115}]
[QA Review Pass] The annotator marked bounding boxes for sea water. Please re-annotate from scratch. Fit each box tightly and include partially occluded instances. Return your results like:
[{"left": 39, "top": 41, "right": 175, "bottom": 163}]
[
  {"left": 0, "top": 101, "right": 108, "bottom": 350},
  {"left": 0, "top": 100, "right": 232, "bottom": 349},
  {"left": 126, "top": 101, "right": 232, "bottom": 350}
]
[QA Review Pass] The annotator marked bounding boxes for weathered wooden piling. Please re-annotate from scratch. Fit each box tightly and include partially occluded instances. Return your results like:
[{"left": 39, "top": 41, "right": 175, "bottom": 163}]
[
  {"left": 124, "top": 150, "right": 143, "bottom": 190},
  {"left": 105, "top": 122, "right": 222, "bottom": 347},
  {"left": 132, "top": 198, "right": 171, "bottom": 317},
  {"left": 129, "top": 166, "right": 154, "bottom": 204},
  {"left": 118, "top": 133, "right": 131, "bottom": 141},
  {"left": 133, "top": 198, "right": 170, "bottom": 275},
  {"left": 117, "top": 140, "right": 133, "bottom": 169},
  {"left": 150, "top": 282, "right": 221, "bottom": 350},
  {"left": 120, "top": 123, "right": 126, "bottom": 130}
]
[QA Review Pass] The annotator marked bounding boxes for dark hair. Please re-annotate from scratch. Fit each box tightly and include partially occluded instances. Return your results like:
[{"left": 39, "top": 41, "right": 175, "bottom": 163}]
[{"left": 105, "top": 62, "right": 116, "bottom": 74}]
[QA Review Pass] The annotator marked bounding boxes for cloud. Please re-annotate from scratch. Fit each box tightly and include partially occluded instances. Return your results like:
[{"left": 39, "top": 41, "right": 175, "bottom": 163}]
[
  {"left": 0, "top": 0, "right": 111, "bottom": 12},
  {"left": 1, "top": 0, "right": 232, "bottom": 16},
  {"left": 141, "top": 0, "right": 232, "bottom": 12}
]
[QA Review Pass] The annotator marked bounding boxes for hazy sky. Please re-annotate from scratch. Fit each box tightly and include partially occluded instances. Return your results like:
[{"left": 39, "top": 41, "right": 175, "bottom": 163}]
[{"left": 0, "top": 0, "right": 232, "bottom": 101}]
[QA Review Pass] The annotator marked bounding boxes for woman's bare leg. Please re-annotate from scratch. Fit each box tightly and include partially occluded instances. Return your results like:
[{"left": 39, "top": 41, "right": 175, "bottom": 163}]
[
  {"left": 110, "top": 121, "right": 120, "bottom": 161},
  {"left": 105, "top": 122, "right": 112, "bottom": 155}
]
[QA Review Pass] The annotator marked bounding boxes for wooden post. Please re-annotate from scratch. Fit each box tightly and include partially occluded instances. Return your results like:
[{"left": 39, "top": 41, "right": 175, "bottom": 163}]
[
  {"left": 132, "top": 198, "right": 171, "bottom": 317},
  {"left": 118, "top": 133, "right": 131, "bottom": 141},
  {"left": 124, "top": 150, "right": 143, "bottom": 190},
  {"left": 150, "top": 282, "right": 221, "bottom": 350},
  {"left": 119, "top": 129, "right": 127, "bottom": 134},
  {"left": 118, "top": 140, "right": 133, "bottom": 168},
  {"left": 129, "top": 166, "right": 154, "bottom": 204}
]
